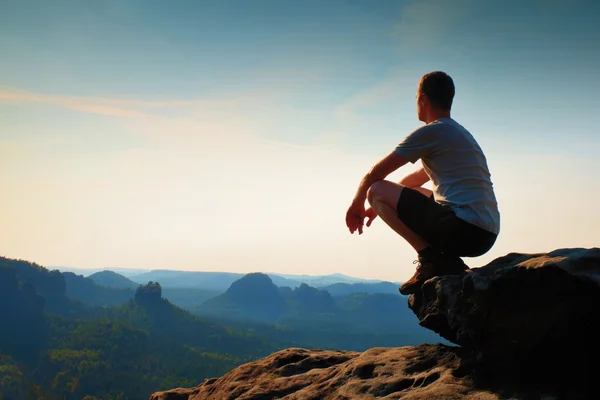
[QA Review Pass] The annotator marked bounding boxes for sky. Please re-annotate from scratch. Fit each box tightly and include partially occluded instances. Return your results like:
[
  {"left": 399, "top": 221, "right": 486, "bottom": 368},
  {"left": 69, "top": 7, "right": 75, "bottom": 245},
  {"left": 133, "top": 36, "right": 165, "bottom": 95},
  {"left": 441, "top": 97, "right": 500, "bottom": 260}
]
[{"left": 1, "top": 0, "right": 599, "bottom": 282}]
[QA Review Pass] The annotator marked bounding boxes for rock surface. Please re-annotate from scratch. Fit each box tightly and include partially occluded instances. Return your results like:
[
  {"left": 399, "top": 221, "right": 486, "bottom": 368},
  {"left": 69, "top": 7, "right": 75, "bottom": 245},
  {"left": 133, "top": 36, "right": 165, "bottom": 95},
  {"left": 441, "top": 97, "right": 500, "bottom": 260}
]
[
  {"left": 409, "top": 248, "right": 600, "bottom": 366},
  {"left": 151, "top": 345, "right": 505, "bottom": 400},
  {"left": 151, "top": 248, "right": 600, "bottom": 400}
]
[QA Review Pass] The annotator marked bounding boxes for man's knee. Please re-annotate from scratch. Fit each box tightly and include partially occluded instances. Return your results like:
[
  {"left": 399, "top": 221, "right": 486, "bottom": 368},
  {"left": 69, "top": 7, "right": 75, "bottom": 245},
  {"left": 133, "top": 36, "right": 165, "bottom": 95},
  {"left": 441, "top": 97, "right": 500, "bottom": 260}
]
[
  {"left": 367, "top": 180, "right": 404, "bottom": 208},
  {"left": 366, "top": 183, "right": 378, "bottom": 206},
  {"left": 366, "top": 180, "right": 384, "bottom": 206}
]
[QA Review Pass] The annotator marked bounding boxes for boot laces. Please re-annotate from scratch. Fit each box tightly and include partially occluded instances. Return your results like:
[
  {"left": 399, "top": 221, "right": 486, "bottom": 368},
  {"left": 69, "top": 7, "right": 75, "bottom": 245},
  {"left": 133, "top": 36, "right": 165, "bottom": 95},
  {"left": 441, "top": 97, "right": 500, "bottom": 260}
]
[{"left": 413, "top": 259, "right": 423, "bottom": 271}]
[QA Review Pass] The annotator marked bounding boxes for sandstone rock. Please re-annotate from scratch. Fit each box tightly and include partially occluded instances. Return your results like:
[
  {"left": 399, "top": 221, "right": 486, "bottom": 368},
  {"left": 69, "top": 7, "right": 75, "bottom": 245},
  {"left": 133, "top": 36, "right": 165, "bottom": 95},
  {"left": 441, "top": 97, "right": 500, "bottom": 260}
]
[
  {"left": 151, "top": 345, "right": 511, "bottom": 400},
  {"left": 150, "top": 248, "right": 600, "bottom": 399},
  {"left": 409, "top": 248, "right": 600, "bottom": 369}
]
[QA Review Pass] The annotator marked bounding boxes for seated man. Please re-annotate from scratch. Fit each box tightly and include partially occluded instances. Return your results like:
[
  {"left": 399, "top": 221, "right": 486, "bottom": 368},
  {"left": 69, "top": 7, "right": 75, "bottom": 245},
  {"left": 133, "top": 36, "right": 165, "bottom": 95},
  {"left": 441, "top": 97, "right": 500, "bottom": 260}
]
[{"left": 345, "top": 71, "right": 500, "bottom": 295}]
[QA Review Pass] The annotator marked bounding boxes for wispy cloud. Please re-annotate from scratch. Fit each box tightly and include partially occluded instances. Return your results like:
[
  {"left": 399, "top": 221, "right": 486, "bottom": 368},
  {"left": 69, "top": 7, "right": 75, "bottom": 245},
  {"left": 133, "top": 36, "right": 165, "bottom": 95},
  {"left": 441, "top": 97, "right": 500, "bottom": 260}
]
[
  {"left": 0, "top": 86, "right": 280, "bottom": 119},
  {"left": 0, "top": 85, "right": 285, "bottom": 146},
  {"left": 0, "top": 87, "right": 152, "bottom": 118}
]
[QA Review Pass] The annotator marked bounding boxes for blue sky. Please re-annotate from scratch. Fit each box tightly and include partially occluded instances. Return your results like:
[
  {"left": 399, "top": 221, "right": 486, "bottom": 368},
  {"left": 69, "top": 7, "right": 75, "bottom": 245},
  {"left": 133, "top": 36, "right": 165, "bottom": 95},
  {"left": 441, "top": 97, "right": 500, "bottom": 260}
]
[{"left": 1, "top": 0, "right": 599, "bottom": 281}]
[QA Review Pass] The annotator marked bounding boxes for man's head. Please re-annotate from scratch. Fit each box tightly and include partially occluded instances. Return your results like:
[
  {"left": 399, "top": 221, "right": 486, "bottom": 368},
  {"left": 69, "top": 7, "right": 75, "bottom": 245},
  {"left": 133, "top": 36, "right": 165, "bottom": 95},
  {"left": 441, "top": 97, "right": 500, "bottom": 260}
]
[{"left": 416, "top": 71, "right": 455, "bottom": 122}]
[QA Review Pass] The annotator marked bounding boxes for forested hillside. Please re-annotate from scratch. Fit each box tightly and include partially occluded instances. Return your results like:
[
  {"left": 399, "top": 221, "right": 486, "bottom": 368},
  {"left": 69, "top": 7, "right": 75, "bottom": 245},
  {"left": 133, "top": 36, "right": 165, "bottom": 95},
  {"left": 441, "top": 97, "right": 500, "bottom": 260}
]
[
  {"left": 0, "top": 256, "right": 442, "bottom": 399},
  {"left": 0, "top": 257, "right": 279, "bottom": 399}
]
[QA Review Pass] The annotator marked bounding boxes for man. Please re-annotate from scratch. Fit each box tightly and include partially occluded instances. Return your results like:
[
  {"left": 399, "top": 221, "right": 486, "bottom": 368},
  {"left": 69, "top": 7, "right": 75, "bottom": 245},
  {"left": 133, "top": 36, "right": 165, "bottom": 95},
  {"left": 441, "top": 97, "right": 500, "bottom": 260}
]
[{"left": 345, "top": 71, "right": 500, "bottom": 295}]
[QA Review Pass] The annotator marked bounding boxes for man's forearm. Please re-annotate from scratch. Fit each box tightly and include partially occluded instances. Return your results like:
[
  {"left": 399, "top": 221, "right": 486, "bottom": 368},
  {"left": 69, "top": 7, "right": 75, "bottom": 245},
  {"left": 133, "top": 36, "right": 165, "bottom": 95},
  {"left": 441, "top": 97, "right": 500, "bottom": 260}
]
[
  {"left": 399, "top": 167, "right": 429, "bottom": 188},
  {"left": 352, "top": 151, "right": 409, "bottom": 204},
  {"left": 398, "top": 173, "right": 419, "bottom": 188},
  {"left": 353, "top": 172, "right": 379, "bottom": 204}
]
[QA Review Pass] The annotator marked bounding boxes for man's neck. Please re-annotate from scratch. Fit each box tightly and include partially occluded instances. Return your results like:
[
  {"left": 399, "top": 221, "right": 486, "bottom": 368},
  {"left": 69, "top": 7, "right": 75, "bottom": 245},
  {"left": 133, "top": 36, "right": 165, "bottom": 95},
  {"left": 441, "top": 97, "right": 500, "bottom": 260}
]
[{"left": 425, "top": 109, "right": 451, "bottom": 124}]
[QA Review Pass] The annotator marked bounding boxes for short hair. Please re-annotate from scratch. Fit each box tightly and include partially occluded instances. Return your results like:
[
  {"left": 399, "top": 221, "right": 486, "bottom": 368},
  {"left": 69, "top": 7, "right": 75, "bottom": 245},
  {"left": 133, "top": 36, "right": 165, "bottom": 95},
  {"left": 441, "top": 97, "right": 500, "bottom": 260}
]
[{"left": 419, "top": 71, "right": 455, "bottom": 110}]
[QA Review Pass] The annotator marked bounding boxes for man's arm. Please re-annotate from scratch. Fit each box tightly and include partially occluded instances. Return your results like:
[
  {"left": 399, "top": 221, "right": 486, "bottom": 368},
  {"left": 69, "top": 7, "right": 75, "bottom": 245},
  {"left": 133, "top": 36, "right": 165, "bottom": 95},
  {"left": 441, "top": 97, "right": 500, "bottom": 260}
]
[
  {"left": 346, "top": 151, "right": 408, "bottom": 234},
  {"left": 399, "top": 166, "right": 430, "bottom": 188},
  {"left": 352, "top": 151, "right": 409, "bottom": 205}
]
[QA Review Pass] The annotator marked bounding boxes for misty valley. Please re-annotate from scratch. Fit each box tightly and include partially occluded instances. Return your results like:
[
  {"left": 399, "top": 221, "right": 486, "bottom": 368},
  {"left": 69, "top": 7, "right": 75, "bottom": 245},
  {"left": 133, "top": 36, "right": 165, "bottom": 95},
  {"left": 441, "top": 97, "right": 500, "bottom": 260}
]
[{"left": 0, "top": 257, "right": 443, "bottom": 400}]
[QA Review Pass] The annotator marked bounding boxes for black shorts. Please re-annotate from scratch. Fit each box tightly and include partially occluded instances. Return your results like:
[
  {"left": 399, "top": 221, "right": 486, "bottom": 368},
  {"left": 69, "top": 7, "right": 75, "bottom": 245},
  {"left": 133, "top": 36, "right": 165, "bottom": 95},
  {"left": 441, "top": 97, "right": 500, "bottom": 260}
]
[{"left": 396, "top": 188, "right": 497, "bottom": 257}]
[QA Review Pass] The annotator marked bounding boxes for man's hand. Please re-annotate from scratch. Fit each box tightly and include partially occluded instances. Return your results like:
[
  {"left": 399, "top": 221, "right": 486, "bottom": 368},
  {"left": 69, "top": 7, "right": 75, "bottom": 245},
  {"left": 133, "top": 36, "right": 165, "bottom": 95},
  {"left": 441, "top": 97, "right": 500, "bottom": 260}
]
[
  {"left": 345, "top": 201, "right": 366, "bottom": 234},
  {"left": 364, "top": 207, "right": 377, "bottom": 228},
  {"left": 346, "top": 151, "right": 408, "bottom": 235},
  {"left": 345, "top": 203, "right": 378, "bottom": 235}
]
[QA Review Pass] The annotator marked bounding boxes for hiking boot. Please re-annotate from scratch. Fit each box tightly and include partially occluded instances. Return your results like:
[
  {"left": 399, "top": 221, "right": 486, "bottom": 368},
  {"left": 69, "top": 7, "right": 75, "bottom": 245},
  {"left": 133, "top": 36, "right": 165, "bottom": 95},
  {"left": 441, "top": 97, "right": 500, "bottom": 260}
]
[
  {"left": 399, "top": 258, "right": 437, "bottom": 295},
  {"left": 399, "top": 255, "right": 470, "bottom": 295}
]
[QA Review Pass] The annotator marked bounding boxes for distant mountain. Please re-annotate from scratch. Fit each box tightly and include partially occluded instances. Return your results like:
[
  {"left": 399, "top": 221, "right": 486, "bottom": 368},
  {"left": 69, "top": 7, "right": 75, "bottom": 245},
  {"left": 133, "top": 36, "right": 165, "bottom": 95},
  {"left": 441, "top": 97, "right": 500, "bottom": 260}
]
[
  {"left": 267, "top": 275, "right": 305, "bottom": 288},
  {"left": 123, "top": 282, "right": 281, "bottom": 355},
  {"left": 52, "top": 266, "right": 396, "bottom": 289},
  {"left": 127, "top": 270, "right": 354, "bottom": 291},
  {"left": 197, "top": 274, "right": 405, "bottom": 325},
  {"left": 199, "top": 281, "right": 383, "bottom": 350},
  {"left": 127, "top": 269, "right": 388, "bottom": 291},
  {"left": 199, "top": 273, "right": 289, "bottom": 322},
  {"left": 56, "top": 267, "right": 403, "bottom": 309},
  {"left": 282, "top": 283, "right": 336, "bottom": 313},
  {"left": 63, "top": 272, "right": 134, "bottom": 307},
  {"left": 195, "top": 273, "right": 442, "bottom": 349},
  {"left": 128, "top": 270, "right": 245, "bottom": 290},
  {"left": 50, "top": 266, "right": 150, "bottom": 277},
  {"left": 88, "top": 270, "right": 139, "bottom": 289},
  {"left": 62, "top": 271, "right": 219, "bottom": 311},
  {"left": 322, "top": 281, "right": 401, "bottom": 297},
  {"left": 269, "top": 272, "right": 385, "bottom": 287}
]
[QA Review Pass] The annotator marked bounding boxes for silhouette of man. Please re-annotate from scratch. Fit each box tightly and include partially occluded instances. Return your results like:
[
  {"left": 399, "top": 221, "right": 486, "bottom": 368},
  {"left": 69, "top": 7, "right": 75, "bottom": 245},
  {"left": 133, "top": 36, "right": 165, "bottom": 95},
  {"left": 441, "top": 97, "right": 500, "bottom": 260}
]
[{"left": 345, "top": 71, "right": 500, "bottom": 295}]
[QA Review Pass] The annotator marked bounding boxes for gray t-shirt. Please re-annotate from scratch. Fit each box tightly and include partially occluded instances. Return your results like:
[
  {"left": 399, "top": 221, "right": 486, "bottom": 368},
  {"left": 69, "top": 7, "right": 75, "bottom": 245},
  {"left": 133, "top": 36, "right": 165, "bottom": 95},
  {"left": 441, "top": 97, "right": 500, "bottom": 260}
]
[{"left": 394, "top": 118, "right": 500, "bottom": 235}]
